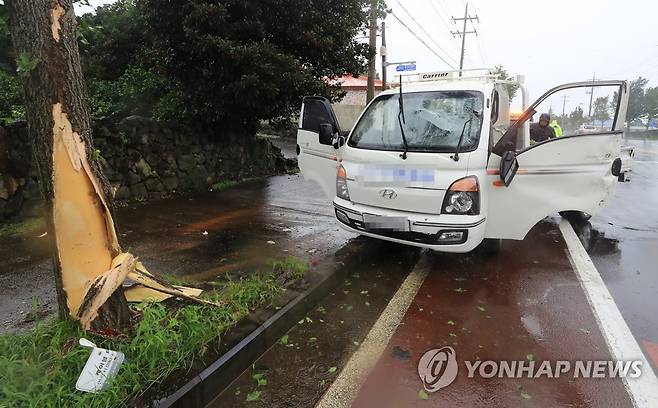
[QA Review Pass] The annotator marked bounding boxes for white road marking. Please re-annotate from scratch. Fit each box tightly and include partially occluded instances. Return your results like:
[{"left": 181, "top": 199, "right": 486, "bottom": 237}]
[
  {"left": 315, "top": 253, "right": 431, "bottom": 408},
  {"left": 560, "top": 219, "right": 658, "bottom": 408}
]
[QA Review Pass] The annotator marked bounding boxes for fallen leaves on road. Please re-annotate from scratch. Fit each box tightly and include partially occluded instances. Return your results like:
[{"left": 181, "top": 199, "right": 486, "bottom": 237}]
[
  {"left": 246, "top": 390, "right": 261, "bottom": 402},
  {"left": 418, "top": 389, "right": 429, "bottom": 400}
]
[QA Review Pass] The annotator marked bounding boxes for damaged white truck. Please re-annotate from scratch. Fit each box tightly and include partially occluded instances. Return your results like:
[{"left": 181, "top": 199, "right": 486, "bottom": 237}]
[{"left": 297, "top": 69, "right": 633, "bottom": 253}]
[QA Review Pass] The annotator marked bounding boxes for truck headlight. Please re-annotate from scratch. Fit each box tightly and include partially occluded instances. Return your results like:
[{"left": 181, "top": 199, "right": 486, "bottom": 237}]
[
  {"left": 442, "top": 176, "right": 480, "bottom": 215},
  {"left": 336, "top": 164, "right": 350, "bottom": 201}
]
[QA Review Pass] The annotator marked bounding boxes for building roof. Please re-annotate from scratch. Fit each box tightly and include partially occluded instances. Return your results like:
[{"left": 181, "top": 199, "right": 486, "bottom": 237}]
[{"left": 334, "top": 75, "right": 383, "bottom": 91}]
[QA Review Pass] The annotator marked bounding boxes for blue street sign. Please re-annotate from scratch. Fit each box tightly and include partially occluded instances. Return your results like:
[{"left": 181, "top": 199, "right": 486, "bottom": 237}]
[{"left": 396, "top": 64, "right": 417, "bottom": 72}]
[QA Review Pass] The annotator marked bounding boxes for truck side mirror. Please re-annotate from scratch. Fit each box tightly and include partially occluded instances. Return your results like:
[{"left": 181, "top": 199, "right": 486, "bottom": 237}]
[
  {"left": 319, "top": 123, "right": 334, "bottom": 145},
  {"left": 333, "top": 135, "right": 345, "bottom": 149},
  {"left": 499, "top": 150, "right": 519, "bottom": 187}
]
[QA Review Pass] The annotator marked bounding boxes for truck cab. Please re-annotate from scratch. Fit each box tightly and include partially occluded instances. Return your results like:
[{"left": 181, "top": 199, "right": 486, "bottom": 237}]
[{"left": 297, "top": 70, "right": 632, "bottom": 253}]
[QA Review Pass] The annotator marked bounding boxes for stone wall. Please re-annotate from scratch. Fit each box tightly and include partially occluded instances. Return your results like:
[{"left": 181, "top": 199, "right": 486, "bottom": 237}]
[{"left": 0, "top": 116, "right": 290, "bottom": 219}]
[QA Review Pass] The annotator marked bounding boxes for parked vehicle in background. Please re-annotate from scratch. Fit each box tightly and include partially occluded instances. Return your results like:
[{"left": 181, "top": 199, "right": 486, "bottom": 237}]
[{"left": 576, "top": 124, "right": 604, "bottom": 134}]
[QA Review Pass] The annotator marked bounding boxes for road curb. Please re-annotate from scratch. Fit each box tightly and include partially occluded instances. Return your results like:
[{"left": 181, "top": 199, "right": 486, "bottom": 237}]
[{"left": 156, "top": 256, "right": 349, "bottom": 407}]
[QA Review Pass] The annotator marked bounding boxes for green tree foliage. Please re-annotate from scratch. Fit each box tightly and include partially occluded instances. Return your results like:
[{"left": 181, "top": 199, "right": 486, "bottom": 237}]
[
  {"left": 593, "top": 96, "right": 610, "bottom": 126},
  {"left": 644, "top": 86, "right": 658, "bottom": 128},
  {"left": 570, "top": 106, "right": 584, "bottom": 123},
  {"left": 138, "top": 0, "right": 370, "bottom": 130},
  {"left": 77, "top": 0, "right": 182, "bottom": 119},
  {"left": 0, "top": 3, "right": 23, "bottom": 123},
  {"left": 626, "top": 76, "right": 648, "bottom": 125},
  {"left": 77, "top": 0, "right": 147, "bottom": 81},
  {"left": 491, "top": 64, "right": 519, "bottom": 100},
  {"left": 0, "top": 68, "right": 23, "bottom": 122},
  {"left": 0, "top": 0, "right": 372, "bottom": 127}
]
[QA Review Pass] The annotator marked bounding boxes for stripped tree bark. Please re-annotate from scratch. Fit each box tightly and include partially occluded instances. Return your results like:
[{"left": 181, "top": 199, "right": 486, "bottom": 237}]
[{"left": 6, "top": 0, "right": 131, "bottom": 331}]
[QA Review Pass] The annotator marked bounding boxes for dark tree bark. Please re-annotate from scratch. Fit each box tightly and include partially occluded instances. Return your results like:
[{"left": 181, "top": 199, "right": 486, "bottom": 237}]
[{"left": 7, "top": 0, "right": 131, "bottom": 331}]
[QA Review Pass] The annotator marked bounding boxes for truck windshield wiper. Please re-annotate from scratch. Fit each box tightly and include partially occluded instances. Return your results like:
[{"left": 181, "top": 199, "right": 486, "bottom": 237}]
[
  {"left": 452, "top": 110, "right": 480, "bottom": 162},
  {"left": 397, "top": 75, "right": 409, "bottom": 160}
]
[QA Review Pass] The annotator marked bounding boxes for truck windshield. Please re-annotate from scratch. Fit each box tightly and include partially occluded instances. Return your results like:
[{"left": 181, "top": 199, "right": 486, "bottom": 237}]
[{"left": 348, "top": 91, "right": 484, "bottom": 153}]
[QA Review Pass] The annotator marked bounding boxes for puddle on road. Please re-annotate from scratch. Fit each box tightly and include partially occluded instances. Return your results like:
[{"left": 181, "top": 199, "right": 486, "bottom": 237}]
[{"left": 211, "top": 240, "right": 420, "bottom": 408}]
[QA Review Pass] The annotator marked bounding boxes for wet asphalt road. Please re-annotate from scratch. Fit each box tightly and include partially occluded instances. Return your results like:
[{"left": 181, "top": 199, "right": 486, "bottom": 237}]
[
  {"left": 0, "top": 137, "right": 656, "bottom": 408},
  {"left": 582, "top": 138, "right": 658, "bottom": 371},
  {"left": 213, "top": 137, "right": 658, "bottom": 407},
  {"left": 352, "top": 220, "right": 633, "bottom": 408}
]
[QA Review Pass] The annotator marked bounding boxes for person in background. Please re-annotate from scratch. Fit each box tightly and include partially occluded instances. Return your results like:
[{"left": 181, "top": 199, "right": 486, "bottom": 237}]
[
  {"left": 550, "top": 119, "right": 563, "bottom": 137},
  {"left": 530, "top": 113, "right": 556, "bottom": 143}
]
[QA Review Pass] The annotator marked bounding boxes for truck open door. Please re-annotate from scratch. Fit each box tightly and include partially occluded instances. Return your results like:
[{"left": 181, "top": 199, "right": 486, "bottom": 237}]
[
  {"left": 485, "top": 80, "right": 629, "bottom": 240},
  {"left": 296, "top": 96, "right": 343, "bottom": 201}
]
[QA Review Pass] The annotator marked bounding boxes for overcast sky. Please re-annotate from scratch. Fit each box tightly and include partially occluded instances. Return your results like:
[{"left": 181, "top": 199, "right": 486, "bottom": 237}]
[
  {"left": 77, "top": 0, "right": 657, "bottom": 108},
  {"left": 381, "top": 0, "right": 657, "bottom": 104}
]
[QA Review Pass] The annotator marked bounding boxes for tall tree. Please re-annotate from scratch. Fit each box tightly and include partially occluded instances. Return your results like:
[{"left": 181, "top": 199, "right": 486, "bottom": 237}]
[
  {"left": 139, "top": 0, "right": 371, "bottom": 131},
  {"left": 593, "top": 96, "right": 610, "bottom": 126},
  {"left": 6, "top": 0, "right": 131, "bottom": 331},
  {"left": 626, "top": 77, "right": 649, "bottom": 126},
  {"left": 644, "top": 86, "right": 658, "bottom": 129}
]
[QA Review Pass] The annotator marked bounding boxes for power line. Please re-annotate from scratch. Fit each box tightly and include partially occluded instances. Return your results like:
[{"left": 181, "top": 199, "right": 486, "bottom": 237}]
[
  {"left": 429, "top": 0, "right": 454, "bottom": 32},
  {"left": 427, "top": 1, "right": 462, "bottom": 62},
  {"left": 606, "top": 51, "right": 658, "bottom": 78},
  {"left": 434, "top": 0, "right": 454, "bottom": 24},
  {"left": 393, "top": 0, "right": 458, "bottom": 66},
  {"left": 390, "top": 11, "right": 456, "bottom": 69},
  {"left": 475, "top": 35, "right": 488, "bottom": 66},
  {"left": 469, "top": 1, "right": 488, "bottom": 66}
]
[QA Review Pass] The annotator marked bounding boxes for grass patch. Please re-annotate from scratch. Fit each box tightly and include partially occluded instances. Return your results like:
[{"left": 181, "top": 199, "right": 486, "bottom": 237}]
[
  {"left": 210, "top": 177, "right": 262, "bottom": 192},
  {"left": 0, "top": 258, "right": 308, "bottom": 407},
  {"left": 0, "top": 217, "right": 45, "bottom": 238}
]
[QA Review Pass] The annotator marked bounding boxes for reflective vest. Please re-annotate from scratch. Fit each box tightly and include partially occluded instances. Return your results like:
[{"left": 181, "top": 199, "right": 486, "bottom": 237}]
[{"left": 550, "top": 120, "right": 563, "bottom": 137}]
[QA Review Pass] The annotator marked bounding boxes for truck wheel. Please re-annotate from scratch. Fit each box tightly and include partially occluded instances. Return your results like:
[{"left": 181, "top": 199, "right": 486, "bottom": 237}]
[
  {"left": 480, "top": 238, "right": 502, "bottom": 254},
  {"left": 559, "top": 211, "right": 592, "bottom": 222}
]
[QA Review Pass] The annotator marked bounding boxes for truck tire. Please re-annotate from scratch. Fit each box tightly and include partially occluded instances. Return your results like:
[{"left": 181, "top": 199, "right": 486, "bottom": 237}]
[{"left": 559, "top": 211, "right": 592, "bottom": 222}]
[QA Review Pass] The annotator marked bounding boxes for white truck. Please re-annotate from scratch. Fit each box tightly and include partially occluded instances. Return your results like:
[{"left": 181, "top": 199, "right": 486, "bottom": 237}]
[{"left": 296, "top": 69, "right": 633, "bottom": 253}]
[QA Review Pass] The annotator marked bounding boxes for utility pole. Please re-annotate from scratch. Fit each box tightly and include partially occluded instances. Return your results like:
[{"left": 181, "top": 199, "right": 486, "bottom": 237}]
[
  {"left": 367, "top": 0, "right": 378, "bottom": 103},
  {"left": 451, "top": 3, "right": 478, "bottom": 77},
  {"left": 587, "top": 72, "right": 597, "bottom": 118},
  {"left": 561, "top": 95, "right": 569, "bottom": 116},
  {"left": 381, "top": 21, "right": 387, "bottom": 90}
]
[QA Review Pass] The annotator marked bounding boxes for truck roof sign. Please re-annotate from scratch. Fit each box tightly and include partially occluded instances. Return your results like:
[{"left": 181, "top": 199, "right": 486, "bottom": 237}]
[{"left": 419, "top": 71, "right": 456, "bottom": 81}]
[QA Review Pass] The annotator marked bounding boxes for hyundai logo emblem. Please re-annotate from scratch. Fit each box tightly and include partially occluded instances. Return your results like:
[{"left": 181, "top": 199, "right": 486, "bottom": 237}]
[{"left": 379, "top": 189, "right": 398, "bottom": 199}]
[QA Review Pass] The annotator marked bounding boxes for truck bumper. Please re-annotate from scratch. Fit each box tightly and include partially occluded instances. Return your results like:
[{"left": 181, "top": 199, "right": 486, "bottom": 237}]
[{"left": 333, "top": 199, "right": 486, "bottom": 253}]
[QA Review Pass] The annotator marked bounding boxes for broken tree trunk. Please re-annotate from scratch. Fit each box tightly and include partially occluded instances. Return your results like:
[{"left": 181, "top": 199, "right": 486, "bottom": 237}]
[{"left": 7, "top": 0, "right": 131, "bottom": 331}]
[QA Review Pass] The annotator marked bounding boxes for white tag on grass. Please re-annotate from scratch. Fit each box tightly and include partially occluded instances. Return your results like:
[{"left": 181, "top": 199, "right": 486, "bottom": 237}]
[{"left": 75, "top": 338, "right": 125, "bottom": 393}]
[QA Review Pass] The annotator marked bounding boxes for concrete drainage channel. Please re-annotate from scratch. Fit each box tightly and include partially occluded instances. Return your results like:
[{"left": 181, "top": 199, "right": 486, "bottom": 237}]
[{"left": 156, "top": 243, "right": 367, "bottom": 407}]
